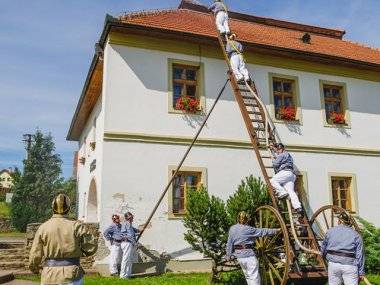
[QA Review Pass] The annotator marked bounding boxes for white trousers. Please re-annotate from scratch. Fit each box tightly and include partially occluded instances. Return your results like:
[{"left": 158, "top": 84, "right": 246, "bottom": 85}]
[
  {"left": 215, "top": 11, "right": 230, "bottom": 34},
  {"left": 109, "top": 242, "right": 122, "bottom": 275},
  {"left": 328, "top": 262, "right": 358, "bottom": 285},
  {"left": 42, "top": 278, "right": 83, "bottom": 285},
  {"left": 238, "top": 256, "right": 260, "bottom": 285},
  {"left": 230, "top": 54, "right": 250, "bottom": 81},
  {"left": 270, "top": 170, "right": 301, "bottom": 209},
  {"left": 120, "top": 241, "right": 134, "bottom": 279}
]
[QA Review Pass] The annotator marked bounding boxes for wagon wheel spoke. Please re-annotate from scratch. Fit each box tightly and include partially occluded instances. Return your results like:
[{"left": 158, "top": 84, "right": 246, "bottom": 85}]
[
  {"left": 322, "top": 210, "right": 329, "bottom": 230},
  {"left": 331, "top": 209, "right": 335, "bottom": 227},
  {"left": 264, "top": 231, "right": 281, "bottom": 250},
  {"left": 268, "top": 268, "right": 275, "bottom": 285},
  {"left": 266, "top": 257, "right": 284, "bottom": 283}
]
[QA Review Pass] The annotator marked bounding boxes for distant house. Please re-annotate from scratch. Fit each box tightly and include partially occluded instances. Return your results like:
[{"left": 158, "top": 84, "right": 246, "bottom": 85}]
[
  {"left": 0, "top": 169, "right": 13, "bottom": 197},
  {"left": 67, "top": 0, "right": 380, "bottom": 274}
]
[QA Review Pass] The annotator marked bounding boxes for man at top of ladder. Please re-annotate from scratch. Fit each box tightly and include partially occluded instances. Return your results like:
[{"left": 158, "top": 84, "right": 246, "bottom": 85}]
[
  {"left": 208, "top": 0, "right": 230, "bottom": 37},
  {"left": 269, "top": 143, "right": 303, "bottom": 216},
  {"left": 226, "top": 33, "right": 252, "bottom": 85}
]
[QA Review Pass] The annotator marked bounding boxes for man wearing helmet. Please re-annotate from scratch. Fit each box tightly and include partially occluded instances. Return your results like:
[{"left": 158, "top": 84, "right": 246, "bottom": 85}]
[
  {"left": 226, "top": 211, "right": 279, "bottom": 285},
  {"left": 321, "top": 212, "right": 365, "bottom": 285},
  {"left": 269, "top": 143, "right": 303, "bottom": 215},
  {"left": 208, "top": 0, "right": 230, "bottom": 37},
  {"left": 29, "top": 194, "right": 98, "bottom": 285},
  {"left": 103, "top": 214, "right": 123, "bottom": 276}
]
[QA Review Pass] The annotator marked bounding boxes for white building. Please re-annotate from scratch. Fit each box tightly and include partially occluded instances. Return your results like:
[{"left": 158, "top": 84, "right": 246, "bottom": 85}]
[{"left": 67, "top": 0, "right": 380, "bottom": 273}]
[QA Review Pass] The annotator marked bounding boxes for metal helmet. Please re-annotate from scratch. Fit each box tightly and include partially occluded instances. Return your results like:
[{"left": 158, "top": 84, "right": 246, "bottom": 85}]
[
  {"left": 338, "top": 211, "right": 352, "bottom": 226},
  {"left": 274, "top": 143, "right": 285, "bottom": 150},
  {"left": 124, "top": 211, "right": 134, "bottom": 221},
  {"left": 52, "top": 193, "right": 71, "bottom": 215},
  {"left": 237, "top": 211, "right": 249, "bottom": 224},
  {"left": 229, "top": 33, "right": 237, "bottom": 40}
]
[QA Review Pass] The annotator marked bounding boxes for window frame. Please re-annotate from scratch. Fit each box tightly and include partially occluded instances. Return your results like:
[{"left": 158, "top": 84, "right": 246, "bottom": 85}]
[
  {"left": 269, "top": 73, "right": 302, "bottom": 124},
  {"left": 167, "top": 166, "right": 207, "bottom": 219},
  {"left": 168, "top": 59, "right": 205, "bottom": 114},
  {"left": 328, "top": 173, "right": 358, "bottom": 214},
  {"left": 319, "top": 80, "right": 351, "bottom": 128}
]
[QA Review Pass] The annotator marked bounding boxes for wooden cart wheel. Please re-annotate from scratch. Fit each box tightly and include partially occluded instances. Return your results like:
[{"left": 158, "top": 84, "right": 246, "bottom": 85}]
[
  {"left": 310, "top": 205, "right": 360, "bottom": 241},
  {"left": 253, "top": 205, "right": 290, "bottom": 285}
]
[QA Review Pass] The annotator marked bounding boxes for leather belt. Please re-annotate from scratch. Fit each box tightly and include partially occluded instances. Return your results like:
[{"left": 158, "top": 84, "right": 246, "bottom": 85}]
[
  {"left": 327, "top": 250, "right": 355, "bottom": 258},
  {"left": 44, "top": 258, "right": 80, "bottom": 267},
  {"left": 234, "top": 244, "right": 254, "bottom": 250}
]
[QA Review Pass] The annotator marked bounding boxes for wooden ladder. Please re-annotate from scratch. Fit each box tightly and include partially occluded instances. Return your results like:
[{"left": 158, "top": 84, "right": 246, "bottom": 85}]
[{"left": 215, "top": 33, "right": 327, "bottom": 279}]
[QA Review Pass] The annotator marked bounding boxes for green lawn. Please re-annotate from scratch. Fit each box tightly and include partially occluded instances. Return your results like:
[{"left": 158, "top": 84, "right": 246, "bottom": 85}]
[
  {"left": 0, "top": 202, "right": 10, "bottom": 217},
  {"left": 17, "top": 273, "right": 380, "bottom": 285}
]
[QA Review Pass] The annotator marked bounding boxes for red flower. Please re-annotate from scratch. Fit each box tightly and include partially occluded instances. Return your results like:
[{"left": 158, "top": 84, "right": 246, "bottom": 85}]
[
  {"left": 330, "top": 112, "right": 345, "bottom": 124},
  {"left": 278, "top": 106, "right": 296, "bottom": 121},
  {"left": 175, "top": 96, "right": 201, "bottom": 113}
]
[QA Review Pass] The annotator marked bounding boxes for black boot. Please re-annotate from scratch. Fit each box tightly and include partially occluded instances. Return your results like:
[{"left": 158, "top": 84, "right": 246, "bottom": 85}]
[{"left": 237, "top": 78, "right": 245, "bottom": 85}]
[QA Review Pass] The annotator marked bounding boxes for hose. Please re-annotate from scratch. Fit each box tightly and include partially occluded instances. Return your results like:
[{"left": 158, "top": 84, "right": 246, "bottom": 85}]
[{"left": 286, "top": 199, "right": 321, "bottom": 255}]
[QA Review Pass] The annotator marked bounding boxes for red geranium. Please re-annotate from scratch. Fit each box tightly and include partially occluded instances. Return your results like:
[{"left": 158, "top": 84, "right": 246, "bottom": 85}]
[
  {"left": 330, "top": 112, "right": 345, "bottom": 124},
  {"left": 278, "top": 106, "right": 296, "bottom": 121},
  {"left": 175, "top": 96, "right": 201, "bottom": 114}
]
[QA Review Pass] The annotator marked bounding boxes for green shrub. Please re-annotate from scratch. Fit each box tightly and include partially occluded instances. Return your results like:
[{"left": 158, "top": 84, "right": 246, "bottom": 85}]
[
  {"left": 226, "top": 176, "right": 270, "bottom": 225},
  {"left": 358, "top": 218, "right": 380, "bottom": 274}
]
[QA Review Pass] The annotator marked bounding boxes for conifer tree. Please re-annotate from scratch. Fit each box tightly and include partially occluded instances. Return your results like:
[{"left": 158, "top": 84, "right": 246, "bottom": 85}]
[{"left": 11, "top": 130, "right": 63, "bottom": 231}]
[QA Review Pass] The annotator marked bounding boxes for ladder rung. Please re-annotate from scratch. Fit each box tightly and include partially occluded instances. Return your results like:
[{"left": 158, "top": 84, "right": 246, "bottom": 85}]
[
  {"left": 261, "top": 155, "right": 272, "bottom": 159},
  {"left": 245, "top": 103, "right": 259, "bottom": 108},
  {"left": 265, "top": 166, "right": 274, "bottom": 169},
  {"left": 251, "top": 119, "right": 265, "bottom": 123},
  {"left": 255, "top": 127, "right": 266, "bottom": 131},
  {"left": 237, "top": 88, "right": 251, "bottom": 93},
  {"left": 242, "top": 95, "right": 255, "bottom": 100},
  {"left": 247, "top": 111, "right": 262, "bottom": 115}
]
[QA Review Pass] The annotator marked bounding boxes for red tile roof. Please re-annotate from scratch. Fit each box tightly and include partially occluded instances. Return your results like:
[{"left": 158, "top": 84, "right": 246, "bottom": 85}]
[{"left": 118, "top": 3, "right": 380, "bottom": 66}]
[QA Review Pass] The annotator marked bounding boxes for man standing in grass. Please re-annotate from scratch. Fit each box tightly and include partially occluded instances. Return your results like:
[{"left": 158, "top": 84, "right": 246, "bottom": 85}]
[
  {"left": 29, "top": 194, "right": 98, "bottom": 285},
  {"left": 321, "top": 212, "right": 365, "bottom": 285},
  {"left": 103, "top": 214, "right": 123, "bottom": 276}
]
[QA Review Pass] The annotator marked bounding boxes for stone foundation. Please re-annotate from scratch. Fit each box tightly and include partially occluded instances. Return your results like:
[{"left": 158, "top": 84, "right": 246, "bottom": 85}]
[{"left": 0, "top": 217, "right": 15, "bottom": 232}]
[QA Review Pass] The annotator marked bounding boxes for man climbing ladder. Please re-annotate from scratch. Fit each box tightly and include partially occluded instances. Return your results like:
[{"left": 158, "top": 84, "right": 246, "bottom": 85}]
[{"left": 226, "top": 33, "right": 252, "bottom": 85}]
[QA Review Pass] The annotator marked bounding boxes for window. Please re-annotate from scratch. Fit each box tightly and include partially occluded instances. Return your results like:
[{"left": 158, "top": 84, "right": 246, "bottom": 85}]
[
  {"left": 168, "top": 59, "right": 205, "bottom": 113},
  {"left": 269, "top": 73, "right": 301, "bottom": 122},
  {"left": 168, "top": 166, "right": 206, "bottom": 218},
  {"left": 320, "top": 80, "right": 350, "bottom": 127},
  {"left": 172, "top": 171, "right": 202, "bottom": 214},
  {"left": 323, "top": 85, "right": 344, "bottom": 124},
  {"left": 331, "top": 177, "right": 352, "bottom": 211}
]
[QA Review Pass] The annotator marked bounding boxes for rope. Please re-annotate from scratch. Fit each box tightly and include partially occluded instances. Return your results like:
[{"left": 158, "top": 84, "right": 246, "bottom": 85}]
[{"left": 286, "top": 199, "right": 321, "bottom": 255}]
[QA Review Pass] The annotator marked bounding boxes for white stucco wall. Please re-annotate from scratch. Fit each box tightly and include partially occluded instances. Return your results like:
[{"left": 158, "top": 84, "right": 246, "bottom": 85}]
[
  {"left": 74, "top": 38, "right": 380, "bottom": 266},
  {"left": 99, "top": 140, "right": 380, "bottom": 261},
  {"left": 103, "top": 43, "right": 380, "bottom": 149},
  {"left": 76, "top": 95, "right": 104, "bottom": 222}
]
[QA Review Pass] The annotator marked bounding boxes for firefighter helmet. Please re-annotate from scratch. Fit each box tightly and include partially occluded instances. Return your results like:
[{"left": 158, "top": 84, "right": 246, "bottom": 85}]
[{"left": 52, "top": 193, "right": 71, "bottom": 215}]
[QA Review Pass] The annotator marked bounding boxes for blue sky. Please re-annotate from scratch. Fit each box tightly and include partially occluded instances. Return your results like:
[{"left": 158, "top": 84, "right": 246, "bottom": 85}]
[{"left": 0, "top": 0, "right": 379, "bottom": 178}]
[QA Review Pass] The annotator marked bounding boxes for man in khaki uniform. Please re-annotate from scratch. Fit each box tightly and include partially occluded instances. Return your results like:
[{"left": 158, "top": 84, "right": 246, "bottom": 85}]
[{"left": 29, "top": 194, "right": 98, "bottom": 285}]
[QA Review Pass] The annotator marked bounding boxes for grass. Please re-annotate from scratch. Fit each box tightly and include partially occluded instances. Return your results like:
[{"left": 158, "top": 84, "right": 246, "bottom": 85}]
[
  {"left": 17, "top": 273, "right": 380, "bottom": 285},
  {"left": 0, "top": 231, "right": 25, "bottom": 237},
  {"left": 0, "top": 202, "right": 10, "bottom": 217}
]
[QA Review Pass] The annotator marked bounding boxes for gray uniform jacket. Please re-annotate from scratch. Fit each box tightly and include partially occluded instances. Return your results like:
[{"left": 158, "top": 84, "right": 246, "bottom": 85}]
[
  {"left": 121, "top": 221, "right": 139, "bottom": 245},
  {"left": 226, "top": 41, "right": 243, "bottom": 57},
  {"left": 208, "top": 2, "right": 227, "bottom": 14},
  {"left": 321, "top": 224, "right": 365, "bottom": 276},
  {"left": 272, "top": 151, "right": 294, "bottom": 173},
  {"left": 226, "top": 224, "right": 277, "bottom": 259},
  {"left": 103, "top": 222, "right": 124, "bottom": 242}
]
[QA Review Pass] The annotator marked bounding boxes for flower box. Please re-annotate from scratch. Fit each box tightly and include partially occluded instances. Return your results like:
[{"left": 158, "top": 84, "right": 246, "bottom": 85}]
[
  {"left": 278, "top": 106, "right": 297, "bottom": 121},
  {"left": 329, "top": 112, "right": 345, "bottom": 124},
  {"left": 79, "top": 157, "right": 86, "bottom": 165},
  {"left": 175, "top": 96, "right": 201, "bottom": 114},
  {"left": 90, "top": 142, "right": 96, "bottom": 151}
]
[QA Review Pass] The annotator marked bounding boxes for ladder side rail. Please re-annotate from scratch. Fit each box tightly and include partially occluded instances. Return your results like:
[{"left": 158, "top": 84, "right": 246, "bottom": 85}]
[{"left": 216, "top": 35, "right": 278, "bottom": 208}]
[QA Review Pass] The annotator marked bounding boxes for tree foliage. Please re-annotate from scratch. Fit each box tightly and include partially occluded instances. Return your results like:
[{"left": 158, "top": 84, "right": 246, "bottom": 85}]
[
  {"left": 358, "top": 218, "right": 380, "bottom": 274},
  {"left": 11, "top": 130, "right": 63, "bottom": 231},
  {"left": 183, "top": 176, "right": 271, "bottom": 282},
  {"left": 61, "top": 177, "right": 77, "bottom": 218},
  {"left": 226, "top": 175, "right": 271, "bottom": 225}
]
